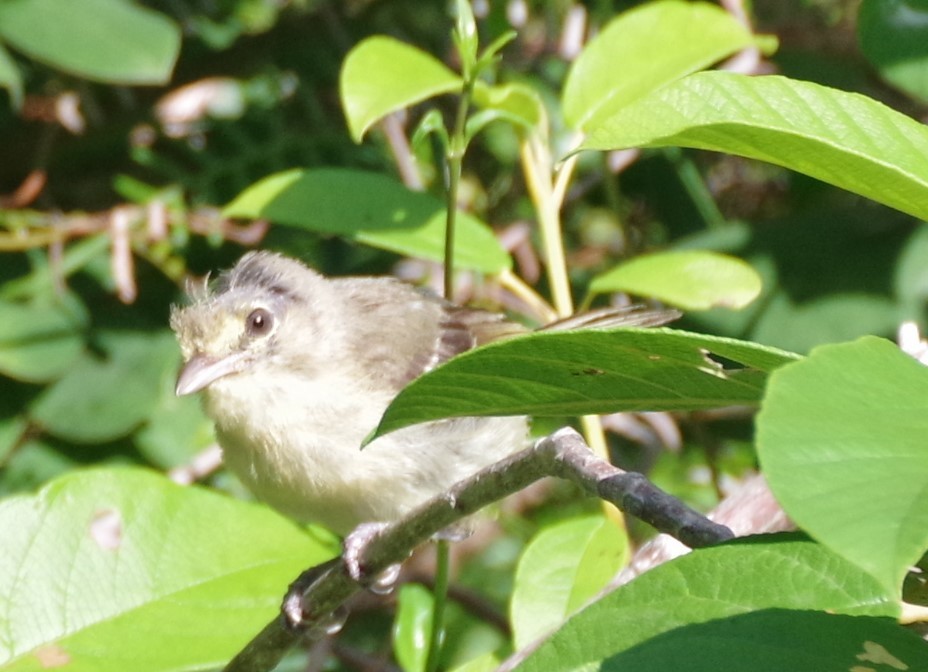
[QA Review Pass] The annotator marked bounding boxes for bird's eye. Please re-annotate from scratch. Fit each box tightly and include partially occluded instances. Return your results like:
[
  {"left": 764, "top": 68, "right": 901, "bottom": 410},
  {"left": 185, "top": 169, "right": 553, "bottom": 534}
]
[{"left": 245, "top": 307, "right": 274, "bottom": 337}]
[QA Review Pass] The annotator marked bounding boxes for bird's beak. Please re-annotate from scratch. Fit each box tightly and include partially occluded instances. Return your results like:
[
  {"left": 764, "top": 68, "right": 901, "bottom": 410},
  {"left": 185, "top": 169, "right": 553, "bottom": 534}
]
[{"left": 175, "top": 351, "right": 247, "bottom": 396}]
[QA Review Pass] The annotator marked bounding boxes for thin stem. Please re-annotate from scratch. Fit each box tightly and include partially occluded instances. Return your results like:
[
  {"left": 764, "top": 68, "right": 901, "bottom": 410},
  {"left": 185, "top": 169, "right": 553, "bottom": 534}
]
[
  {"left": 519, "top": 136, "right": 573, "bottom": 318},
  {"left": 498, "top": 268, "right": 557, "bottom": 323},
  {"left": 443, "top": 83, "right": 473, "bottom": 300},
  {"left": 425, "top": 540, "right": 450, "bottom": 672}
]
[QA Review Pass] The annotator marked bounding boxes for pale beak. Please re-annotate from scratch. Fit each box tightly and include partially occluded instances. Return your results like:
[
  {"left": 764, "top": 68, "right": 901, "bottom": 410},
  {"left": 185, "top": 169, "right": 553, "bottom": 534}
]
[{"left": 175, "top": 351, "right": 248, "bottom": 396}]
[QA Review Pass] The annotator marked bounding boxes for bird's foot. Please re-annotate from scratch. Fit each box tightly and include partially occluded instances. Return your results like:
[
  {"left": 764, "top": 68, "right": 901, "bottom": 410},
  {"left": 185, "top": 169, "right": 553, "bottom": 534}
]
[
  {"left": 343, "top": 521, "right": 402, "bottom": 595},
  {"left": 281, "top": 558, "right": 344, "bottom": 631}
]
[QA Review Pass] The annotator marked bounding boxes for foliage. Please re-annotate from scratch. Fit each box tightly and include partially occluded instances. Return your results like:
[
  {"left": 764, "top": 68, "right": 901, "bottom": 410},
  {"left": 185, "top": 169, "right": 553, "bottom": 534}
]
[{"left": 1, "top": 0, "right": 927, "bottom": 671}]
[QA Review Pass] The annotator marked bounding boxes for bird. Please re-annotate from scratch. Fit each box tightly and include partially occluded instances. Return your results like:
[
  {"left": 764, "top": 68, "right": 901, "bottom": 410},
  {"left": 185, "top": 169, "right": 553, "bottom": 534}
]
[{"left": 170, "top": 250, "right": 678, "bottom": 536}]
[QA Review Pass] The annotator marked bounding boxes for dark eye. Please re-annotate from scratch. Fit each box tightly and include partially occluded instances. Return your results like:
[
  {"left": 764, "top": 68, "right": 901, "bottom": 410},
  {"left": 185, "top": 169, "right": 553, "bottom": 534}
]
[{"left": 245, "top": 307, "right": 274, "bottom": 337}]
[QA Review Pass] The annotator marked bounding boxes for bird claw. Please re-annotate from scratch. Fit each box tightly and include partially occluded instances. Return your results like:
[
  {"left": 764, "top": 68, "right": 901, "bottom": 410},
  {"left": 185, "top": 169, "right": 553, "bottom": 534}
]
[
  {"left": 281, "top": 558, "right": 340, "bottom": 630},
  {"left": 343, "top": 522, "right": 401, "bottom": 594}
]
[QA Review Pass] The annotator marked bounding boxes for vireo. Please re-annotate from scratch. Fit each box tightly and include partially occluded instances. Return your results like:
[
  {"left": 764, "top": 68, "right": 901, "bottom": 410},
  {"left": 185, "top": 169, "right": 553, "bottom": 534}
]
[{"left": 170, "top": 251, "right": 676, "bottom": 534}]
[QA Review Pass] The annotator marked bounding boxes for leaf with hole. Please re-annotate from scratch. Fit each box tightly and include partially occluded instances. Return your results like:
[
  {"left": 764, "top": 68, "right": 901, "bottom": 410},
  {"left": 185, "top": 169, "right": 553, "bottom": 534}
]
[
  {"left": 370, "top": 329, "right": 799, "bottom": 441},
  {"left": 0, "top": 467, "right": 333, "bottom": 671}
]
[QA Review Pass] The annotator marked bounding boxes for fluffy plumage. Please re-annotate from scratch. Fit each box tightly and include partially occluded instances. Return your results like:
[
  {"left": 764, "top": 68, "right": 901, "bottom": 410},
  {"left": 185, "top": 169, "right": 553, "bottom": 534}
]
[{"left": 171, "top": 251, "right": 678, "bottom": 535}]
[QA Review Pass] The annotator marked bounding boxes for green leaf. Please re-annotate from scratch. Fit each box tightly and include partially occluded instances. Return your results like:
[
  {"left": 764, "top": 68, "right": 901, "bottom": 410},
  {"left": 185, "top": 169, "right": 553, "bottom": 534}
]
[
  {"left": 599, "top": 611, "right": 925, "bottom": 671},
  {"left": 757, "top": 337, "right": 928, "bottom": 596},
  {"left": 371, "top": 329, "right": 799, "bottom": 440},
  {"left": 858, "top": 0, "right": 928, "bottom": 104},
  {"left": 340, "top": 36, "right": 462, "bottom": 142},
  {"left": 0, "top": 467, "right": 332, "bottom": 671},
  {"left": 511, "top": 515, "right": 627, "bottom": 649},
  {"left": 224, "top": 168, "right": 511, "bottom": 274},
  {"left": 134, "top": 372, "right": 215, "bottom": 469},
  {"left": 393, "top": 583, "right": 435, "bottom": 672},
  {"left": 580, "top": 71, "right": 928, "bottom": 222},
  {"left": 562, "top": 0, "right": 768, "bottom": 130},
  {"left": 0, "top": 43, "right": 23, "bottom": 109},
  {"left": 470, "top": 81, "right": 545, "bottom": 135},
  {"left": 510, "top": 535, "right": 902, "bottom": 672},
  {"left": 29, "top": 330, "right": 178, "bottom": 444},
  {"left": 0, "top": 299, "right": 85, "bottom": 383},
  {"left": 0, "top": 0, "right": 180, "bottom": 85},
  {"left": 589, "top": 251, "right": 761, "bottom": 311}
]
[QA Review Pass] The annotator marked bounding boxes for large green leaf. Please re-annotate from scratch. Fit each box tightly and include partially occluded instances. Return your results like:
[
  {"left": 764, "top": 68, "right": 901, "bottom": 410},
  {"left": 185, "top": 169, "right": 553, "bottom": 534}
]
[
  {"left": 341, "top": 36, "right": 462, "bottom": 142},
  {"left": 581, "top": 72, "right": 928, "bottom": 222},
  {"left": 0, "top": 468, "right": 332, "bottom": 671},
  {"left": 370, "top": 329, "right": 799, "bottom": 440},
  {"left": 589, "top": 250, "right": 762, "bottom": 310},
  {"left": 0, "top": 0, "right": 179, "bottom": 84},
  {"left": 0, "top": 299, "right": 84, "bottom": 383},
  {"left": 224, "top": 168, "right": 511, "bottom": 274},
  {"left": 562, "top": 0, "right": 768, "bottom": 130},
  {"left": 510, "top": 515, "right": 627, "bottom": 650},
  {"left": 29, "top": 330, "right": 178, "bottom": 444},
  {"left": 510, "top": 535, "right": 904, "bottom": 672},
  {"left": 757, "top": 337, "right": 928, "bottom": 596}
]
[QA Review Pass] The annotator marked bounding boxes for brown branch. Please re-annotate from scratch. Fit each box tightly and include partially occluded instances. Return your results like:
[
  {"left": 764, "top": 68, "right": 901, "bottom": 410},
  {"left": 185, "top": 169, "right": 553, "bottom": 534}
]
[{"left": 223, "top": 427, "right": 733, "bottom": 672}]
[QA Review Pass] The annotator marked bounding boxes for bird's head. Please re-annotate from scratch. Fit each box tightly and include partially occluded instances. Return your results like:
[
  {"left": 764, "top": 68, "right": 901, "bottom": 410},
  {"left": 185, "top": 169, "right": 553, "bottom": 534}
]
[{"left": 170, "top": 251, "right": 335, "bottom": 396}]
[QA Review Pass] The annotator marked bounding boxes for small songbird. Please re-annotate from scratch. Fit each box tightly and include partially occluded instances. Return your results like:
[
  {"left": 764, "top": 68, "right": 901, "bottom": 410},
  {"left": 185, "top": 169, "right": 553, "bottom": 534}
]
[{"left": 170, "top": 251, "right": 677, "bottom": 535}]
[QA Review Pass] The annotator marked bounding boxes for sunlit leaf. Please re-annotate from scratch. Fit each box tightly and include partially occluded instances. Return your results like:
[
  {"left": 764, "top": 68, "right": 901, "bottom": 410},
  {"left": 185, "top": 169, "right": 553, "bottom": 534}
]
[
  {"left": 757, "top": 336, "right": 928, "bottom": 596},
  {"left": 0, "top": 468, "right": 332, "bottom": 671},
  {"left": 590, "top": 250, "right": 761, "bottom": 310},
  {"left": 341, "top": 36, "right": 462, "bottom": 142},
  {"left": 563, "top": 0, "right": 769, "bottom": 130},
  {"left": 511, "top": 515, "right": 627, "bottom": 649},
  {"left": 581, "top": 71, "right": 928, "bottom": 221},
  {"left": 224, "top": 168, "right": 511, "bottom": 274}
]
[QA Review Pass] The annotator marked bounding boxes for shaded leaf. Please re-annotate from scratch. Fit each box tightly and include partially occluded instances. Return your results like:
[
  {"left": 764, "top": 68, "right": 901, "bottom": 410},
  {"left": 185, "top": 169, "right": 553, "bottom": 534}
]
[
  {"left": 0, "top": 468, "right": 332, "bottom": 671},
  {"left": 341, "top": 36, "right": 462, "bottom": 142},
  {"left": 858, "top": 0, "right": 928, "bottom": 104},
  {"left": 757, "top": 336, "right": 928, "bottom": 596},
  {"left": 581, "top": 72, "right": 928, "bottom": 222},
  {"left": 589, "top": 250, "right": 761, "bottom": 310},
  {"left": 0, "top": 0, "right": 179, "bottom": 84},
  {"left": 224, "top": 168, "right": 511, "bottom": 274},
  {"left": 0, "top": 299, "right": 85, "bottom": 383},
  {"left": 562, "top": 0, "right": 767, "bottom": 130},
  {"left": 371, "top": 328, "right": 799, "bottom": 440},
  {"left": 29, "top": 330, "right": 177, "bottom": 444}
]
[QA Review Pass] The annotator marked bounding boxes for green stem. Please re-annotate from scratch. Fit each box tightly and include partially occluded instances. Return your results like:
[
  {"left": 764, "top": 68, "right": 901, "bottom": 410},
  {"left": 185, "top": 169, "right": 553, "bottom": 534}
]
[
  {"left": 521, "top": 136, "right": 574, "bottom": 317},
  {"left": 443, "top": 83, "right": 473, "bottom": 300},
  {"left": 664, "top": 146, "right": 727, "bottom": 230},
  {"left": 426, "top": 539, "right": 451, "bottom": 672}
]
